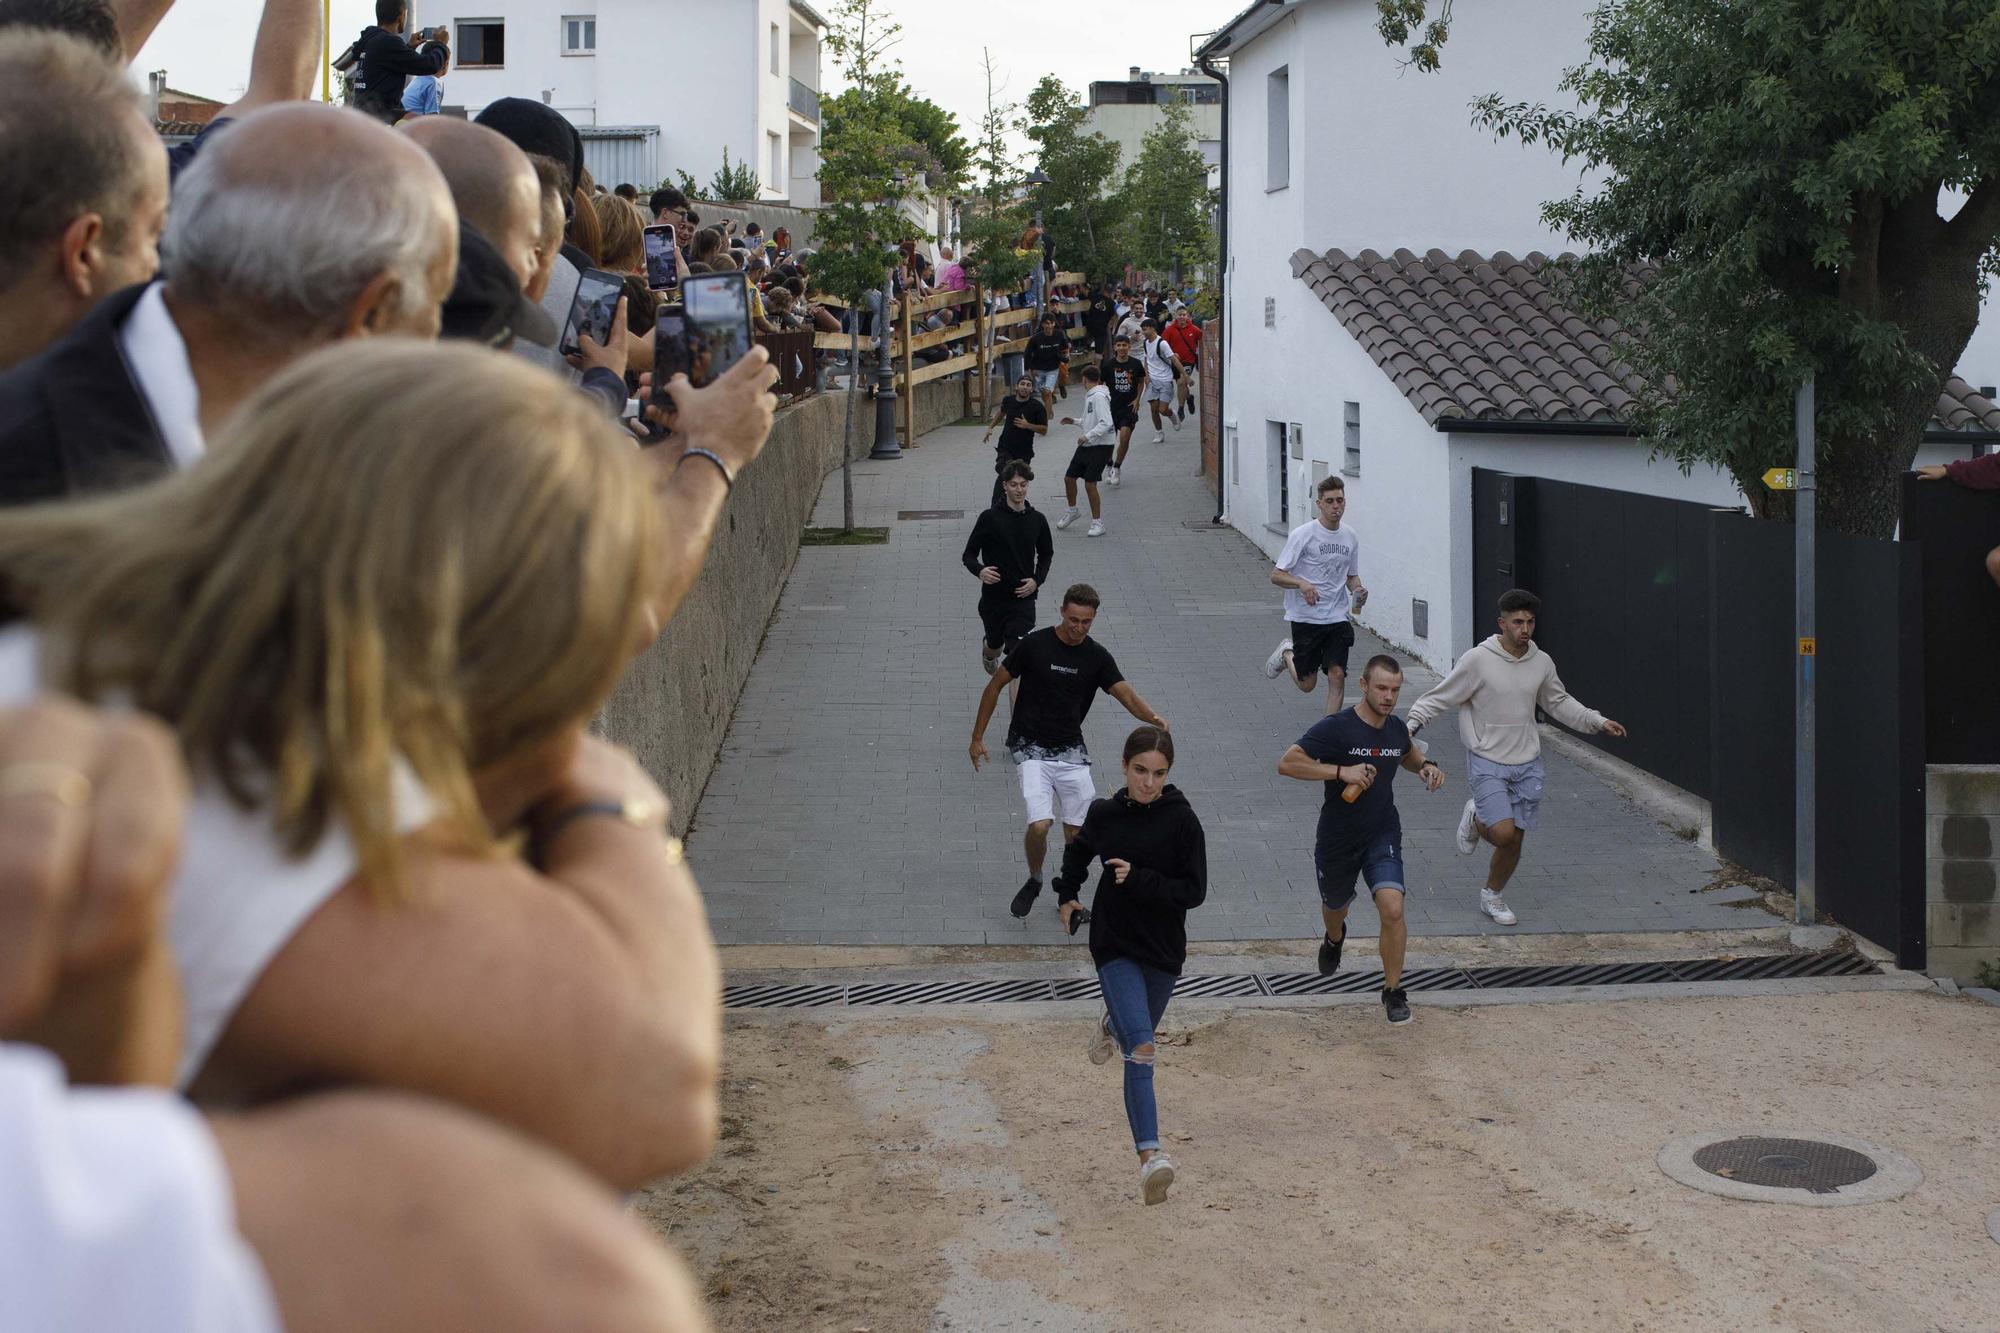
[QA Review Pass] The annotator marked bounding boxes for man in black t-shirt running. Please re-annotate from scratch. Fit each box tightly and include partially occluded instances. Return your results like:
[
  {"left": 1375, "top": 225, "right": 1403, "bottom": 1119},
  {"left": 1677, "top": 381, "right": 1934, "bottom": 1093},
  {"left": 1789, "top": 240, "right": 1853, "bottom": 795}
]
[
  {"left": 1277, "top": 654, "right": 1446, "bottom": 1025},
  {"left": 963, "top": 460, "right": 1055, "bottom": 676},
  {"left": 1100, "top": 335, "right": 1145, "bottom": 487},
  {"left": 1024, "top": 315, "right": 1071, "bottom": 415},
  {"left": 1084, "top": 282, "right": 1117, "bottom": 355},
  {"left": 970, "top": 584, "right": 1170, "bottom": 922},
  {"left": 982, "top": 373, "right": 1048, "bottom": 507}
]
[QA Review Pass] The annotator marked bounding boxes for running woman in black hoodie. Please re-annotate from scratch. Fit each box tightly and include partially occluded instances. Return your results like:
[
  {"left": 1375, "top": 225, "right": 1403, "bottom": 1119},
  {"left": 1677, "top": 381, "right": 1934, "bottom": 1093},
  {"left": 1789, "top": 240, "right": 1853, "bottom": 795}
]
[{"left": 1053, "top": 726, "right": 1207, "bottom": 1206}]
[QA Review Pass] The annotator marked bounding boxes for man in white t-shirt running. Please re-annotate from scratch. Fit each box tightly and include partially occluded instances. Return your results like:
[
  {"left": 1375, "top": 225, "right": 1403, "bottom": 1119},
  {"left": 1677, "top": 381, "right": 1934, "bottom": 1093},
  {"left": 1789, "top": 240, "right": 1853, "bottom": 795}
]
[
  {"left": 1263, "top": 474, "right": 1367, "bottom": 713},
  {"left": 1138, "top": 320, "right": 1180, "bottom": 443},
  {"left": 1405, "top": 588, "right": 1627, "bottom": 926}
]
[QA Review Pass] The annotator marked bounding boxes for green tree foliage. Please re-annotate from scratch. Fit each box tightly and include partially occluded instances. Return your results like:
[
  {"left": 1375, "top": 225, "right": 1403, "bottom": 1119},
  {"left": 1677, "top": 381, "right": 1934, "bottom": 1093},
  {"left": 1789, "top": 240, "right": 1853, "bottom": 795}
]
[
  {"left": 1376, "top": 0, "right": 1455, "bottom": 72},
  {"left": 1476, "top": 0, "right": 2000, "bottom": 538},
  {"left": 707, "top": 146, "right": 763, "bottom": 202},
  {"left": 959, "top": 47, "right": 1035, "bottom": 295},
  {"left": 824, "top": 75, "right": 971, "bottom": 188},
  {"left": 1019, "top": 75, "right": 1129, "bottom": 283},
  {"left": 814, "top": 0, "right": 920, "bottom": 528},
  {"left": 1118, "top": 100, "right": 1216, "bottom": 286}
]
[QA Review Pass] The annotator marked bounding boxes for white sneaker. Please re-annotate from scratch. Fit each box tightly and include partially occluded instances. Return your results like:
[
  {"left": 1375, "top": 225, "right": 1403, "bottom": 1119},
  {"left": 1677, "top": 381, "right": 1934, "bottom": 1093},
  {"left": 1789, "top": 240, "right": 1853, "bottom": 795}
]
[
  {"left": 1055, "top": 505, "right": 1080, "bottom": 530},
  {"left": 1087, "top": 1013, "right": 1116, "bottom": 1066},
  {"left": 1151, "top": 431, "right": 1165, "bottom": 444},
  {"left": 1140, "top": 1153, "right": 1176, "bottom": 1205},
  {"left": 1456, "top": 798, "right": 1480, "bottom": 855},
  {"left": 1264, "top": 638, "right": 1293, "bottom": 679},
  {"left": 1086, "top": 519, "right": 1106, "bottom": 537},
  {"left": 1480, "top": 890, "right": 1518, "bottom": 926},
  {"left": 1105, "top": 465, "right": 1120, "bottom": 487}
]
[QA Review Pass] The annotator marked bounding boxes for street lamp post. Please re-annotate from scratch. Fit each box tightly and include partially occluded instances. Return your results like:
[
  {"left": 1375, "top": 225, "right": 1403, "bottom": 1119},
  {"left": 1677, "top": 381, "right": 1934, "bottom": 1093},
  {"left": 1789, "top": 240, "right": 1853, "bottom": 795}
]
[
  {"left": 869, "top": 172, "right": 908, "bottom": 460},
  {"left": 1024, "top": 168, "right": 1048, "bottom": 312}
]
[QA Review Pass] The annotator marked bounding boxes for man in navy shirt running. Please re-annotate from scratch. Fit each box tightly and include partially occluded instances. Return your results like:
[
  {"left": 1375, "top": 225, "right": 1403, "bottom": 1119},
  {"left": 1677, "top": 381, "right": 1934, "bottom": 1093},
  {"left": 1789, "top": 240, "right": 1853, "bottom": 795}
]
[{"left": 1277, "top": 654, "right": 1445, "bottom": 1024}]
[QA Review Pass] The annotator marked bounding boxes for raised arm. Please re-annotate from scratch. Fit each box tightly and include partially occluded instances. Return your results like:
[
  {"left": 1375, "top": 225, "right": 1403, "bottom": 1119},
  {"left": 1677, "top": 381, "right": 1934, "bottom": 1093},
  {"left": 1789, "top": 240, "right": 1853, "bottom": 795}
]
[
  {"left": 1404, "top": 650, "right": 1481, "bottom": 733},
  {"left": 1538, "top": 667, "right": 1619, "bottom": 736},
  {"left": 221, "top": 0, "right": 325, "bottom": 117},
  {"left": 109, "top": 0, "right": 176, "bottom": 59}
]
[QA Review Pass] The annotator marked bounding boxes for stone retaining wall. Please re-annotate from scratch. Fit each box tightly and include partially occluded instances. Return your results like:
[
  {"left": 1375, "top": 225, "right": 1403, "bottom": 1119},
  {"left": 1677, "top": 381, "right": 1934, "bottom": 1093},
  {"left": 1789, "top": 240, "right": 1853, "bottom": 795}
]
[
  {"left": 1926, "top": 764, "right": 2000, "bottom": 982},
  {"left": 599, "top": 377, "right": 965, "bottom": 833}
]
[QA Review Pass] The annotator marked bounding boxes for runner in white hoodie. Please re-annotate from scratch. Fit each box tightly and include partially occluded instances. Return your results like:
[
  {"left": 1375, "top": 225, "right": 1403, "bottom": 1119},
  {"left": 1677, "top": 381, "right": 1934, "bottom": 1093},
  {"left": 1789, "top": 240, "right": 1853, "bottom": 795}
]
[
  {"left": 1405, "top": 588, "right": 1627, "bottom": 925},
  {"left": 1056, "top": 364, "right": 1116, "bottom": 538}
]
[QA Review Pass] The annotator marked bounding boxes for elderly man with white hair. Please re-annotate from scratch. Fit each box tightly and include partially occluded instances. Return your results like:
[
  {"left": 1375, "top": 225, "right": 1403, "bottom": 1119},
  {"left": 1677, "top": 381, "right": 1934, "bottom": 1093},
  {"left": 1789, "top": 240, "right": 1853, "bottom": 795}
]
[{"left": 0, "top": 103, "right": 457, "bottom": 505}]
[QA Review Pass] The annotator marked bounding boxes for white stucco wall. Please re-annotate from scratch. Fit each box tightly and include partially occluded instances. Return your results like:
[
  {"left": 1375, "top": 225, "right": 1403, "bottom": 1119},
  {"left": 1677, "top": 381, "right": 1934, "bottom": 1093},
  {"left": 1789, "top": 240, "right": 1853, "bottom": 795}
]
[{"left": 431, "top": 0, "right": 816, "bottom": 199}]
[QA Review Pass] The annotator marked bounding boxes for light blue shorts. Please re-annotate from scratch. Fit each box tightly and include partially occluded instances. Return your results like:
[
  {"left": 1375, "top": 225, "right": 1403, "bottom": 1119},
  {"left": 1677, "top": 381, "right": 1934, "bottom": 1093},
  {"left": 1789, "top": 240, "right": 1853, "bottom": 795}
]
[
  {"left": 1033, "top": 368, "right": 1060, "bottom": 392},
  {"left": 1466, "top": 752, "right": 1544, "bottom": 833}
]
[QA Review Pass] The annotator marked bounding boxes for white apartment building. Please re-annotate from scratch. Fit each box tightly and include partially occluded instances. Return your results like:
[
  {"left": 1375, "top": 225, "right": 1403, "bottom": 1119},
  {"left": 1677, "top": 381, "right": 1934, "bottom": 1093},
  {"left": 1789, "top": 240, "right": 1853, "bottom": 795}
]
[
  {"left": 1084, "top": 67, "right": 1221, "bottom": 186},
  {"left": 1199, "top": 0, "right": 2000, "bottom": 668},
  {"left": 417, "top": 0, "right": 825, "bottom": 204}
]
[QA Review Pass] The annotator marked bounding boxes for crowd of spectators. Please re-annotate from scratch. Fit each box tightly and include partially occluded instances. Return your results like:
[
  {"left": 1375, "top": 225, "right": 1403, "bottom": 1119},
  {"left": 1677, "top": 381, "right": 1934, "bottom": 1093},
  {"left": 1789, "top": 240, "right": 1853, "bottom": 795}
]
[{"left": 0, "top": 0, "right": 789, "bottom": 1328}]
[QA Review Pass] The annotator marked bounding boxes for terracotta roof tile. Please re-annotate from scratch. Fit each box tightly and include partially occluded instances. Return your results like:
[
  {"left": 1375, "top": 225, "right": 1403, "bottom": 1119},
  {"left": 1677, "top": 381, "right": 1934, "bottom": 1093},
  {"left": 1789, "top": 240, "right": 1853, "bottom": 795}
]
[{"left": 1291, "top": 246, "right": 2000, "bottom": 436}]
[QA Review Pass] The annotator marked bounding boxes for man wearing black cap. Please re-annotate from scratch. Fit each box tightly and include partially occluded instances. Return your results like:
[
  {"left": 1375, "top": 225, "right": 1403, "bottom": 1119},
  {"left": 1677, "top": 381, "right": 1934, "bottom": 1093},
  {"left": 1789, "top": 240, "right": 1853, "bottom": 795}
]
[{"left": 474, "top": 97, "right": 591, "bottom": 376}]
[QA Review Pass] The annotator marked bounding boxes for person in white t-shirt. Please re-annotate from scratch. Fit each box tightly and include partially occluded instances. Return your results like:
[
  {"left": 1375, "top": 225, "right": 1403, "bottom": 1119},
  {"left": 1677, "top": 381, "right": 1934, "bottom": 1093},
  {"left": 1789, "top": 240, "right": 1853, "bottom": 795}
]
[{"left": 1263, "top": 474, "right": 1368, "bottom": 712}]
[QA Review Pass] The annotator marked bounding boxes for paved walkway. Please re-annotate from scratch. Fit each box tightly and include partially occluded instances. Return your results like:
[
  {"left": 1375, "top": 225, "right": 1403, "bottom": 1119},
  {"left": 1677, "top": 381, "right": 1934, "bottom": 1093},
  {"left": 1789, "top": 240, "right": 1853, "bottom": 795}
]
[{"left": 687, "top": 403, "right": 1765, "bottom": 946}]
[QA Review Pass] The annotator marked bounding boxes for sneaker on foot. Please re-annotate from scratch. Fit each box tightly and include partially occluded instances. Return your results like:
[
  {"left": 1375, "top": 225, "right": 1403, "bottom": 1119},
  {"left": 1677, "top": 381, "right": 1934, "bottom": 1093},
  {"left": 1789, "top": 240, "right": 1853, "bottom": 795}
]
[
  {"left": 1087, "top": 1012, "right": 1116, "bottom": 1066},
  {"left": 1480, "top": 890, "right": 1518, "bottom": 926},
  {"left": 1086, "top": 519, "right": 1106, "bottom": 537},
  {"left": 1105, "top": 465, "right": 1121, "bottom": 487},
  {"left": 981, "top": 647, "right": 999, "bottom": 676},
  {"left": 1151, "top": 431, "right": 1166, "bottom": 444},
  {"left": 1317, "top": 925, "right": 1346, "bottom": 976},
  {"left": 1055, "top": 505, "right": 1081, "bottom": 530},
  {"left": 1382, "top": 986, "right": 1412, "bottom": 1025},
  {"left": 1264, "top": 638, "right": 1293, "bottom": 680},
  {"left": 1140, "top": 1153, "right": 1176, "bottom": 1205},
  {"left": 1456, "top": 798, "right": 1480, "bottom": 855},
  {"left": 1010, "top": 877, "right": 1042, "bottom": 918}
]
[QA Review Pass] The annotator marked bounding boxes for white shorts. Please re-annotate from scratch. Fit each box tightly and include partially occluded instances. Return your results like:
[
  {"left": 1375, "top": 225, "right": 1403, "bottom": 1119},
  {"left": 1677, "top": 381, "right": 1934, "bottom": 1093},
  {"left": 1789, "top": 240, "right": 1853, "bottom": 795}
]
[
  {"left": 1017, "top": 758, "right": 1095, "bottom": 827},
  {"left": 1144, "top": 379, "right": 1174, "bottom": 404}
]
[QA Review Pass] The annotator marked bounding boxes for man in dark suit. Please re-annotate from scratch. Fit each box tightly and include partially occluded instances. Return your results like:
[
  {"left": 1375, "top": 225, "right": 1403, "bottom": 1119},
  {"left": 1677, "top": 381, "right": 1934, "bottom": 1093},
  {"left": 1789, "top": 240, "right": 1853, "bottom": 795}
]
[{"left": 0, "top": 102, "right": 458, "bottom": 506}]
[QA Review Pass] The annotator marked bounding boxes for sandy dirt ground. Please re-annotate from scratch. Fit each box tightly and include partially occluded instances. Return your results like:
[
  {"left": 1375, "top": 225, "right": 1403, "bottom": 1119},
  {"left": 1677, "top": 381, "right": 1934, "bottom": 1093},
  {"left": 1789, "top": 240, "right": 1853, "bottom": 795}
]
[{"left": 636, "top": 988, "right": 2000, "bottom": 1332}]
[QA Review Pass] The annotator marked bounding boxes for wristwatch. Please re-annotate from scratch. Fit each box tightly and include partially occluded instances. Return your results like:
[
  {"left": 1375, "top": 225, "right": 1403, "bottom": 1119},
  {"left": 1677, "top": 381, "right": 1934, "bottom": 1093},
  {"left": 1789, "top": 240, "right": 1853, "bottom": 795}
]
[{"left": 535, "top": 796, "right": 679, "bottom": 862}]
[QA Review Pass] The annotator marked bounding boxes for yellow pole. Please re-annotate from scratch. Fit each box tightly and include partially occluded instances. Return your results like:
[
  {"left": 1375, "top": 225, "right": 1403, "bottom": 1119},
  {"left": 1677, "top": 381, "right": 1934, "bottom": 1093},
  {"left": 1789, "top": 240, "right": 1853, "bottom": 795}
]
[{"left": 320, "top": 0, "right": 330, "bottom": 101}]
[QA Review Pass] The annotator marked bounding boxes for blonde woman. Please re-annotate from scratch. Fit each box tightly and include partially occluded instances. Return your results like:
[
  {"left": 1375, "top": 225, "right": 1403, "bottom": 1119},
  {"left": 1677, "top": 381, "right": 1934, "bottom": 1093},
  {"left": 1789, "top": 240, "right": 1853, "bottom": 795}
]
[{"left": 0, "top": 338, "right": 777, "bottom": 1190}]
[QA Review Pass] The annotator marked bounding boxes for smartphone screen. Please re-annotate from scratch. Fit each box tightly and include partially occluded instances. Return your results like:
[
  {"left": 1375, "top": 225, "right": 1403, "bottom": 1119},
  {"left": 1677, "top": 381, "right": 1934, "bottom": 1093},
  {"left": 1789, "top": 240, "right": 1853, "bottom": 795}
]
[
  {"left": 651, "top": 272, "right": 755, "bottom": 412},
  {"left": 560, "top": 268, "right": 625, "bottom": 357},
  {"left": 642, "top": 224, "right": 679, "bottom": 292}
]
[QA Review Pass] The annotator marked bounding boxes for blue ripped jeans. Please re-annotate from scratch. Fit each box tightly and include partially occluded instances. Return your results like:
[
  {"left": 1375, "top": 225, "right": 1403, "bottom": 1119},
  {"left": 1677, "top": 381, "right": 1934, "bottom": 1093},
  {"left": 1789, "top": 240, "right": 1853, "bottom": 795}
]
[{"left": 1097, "top": 955, "right": 1177, "bottom": 1154}]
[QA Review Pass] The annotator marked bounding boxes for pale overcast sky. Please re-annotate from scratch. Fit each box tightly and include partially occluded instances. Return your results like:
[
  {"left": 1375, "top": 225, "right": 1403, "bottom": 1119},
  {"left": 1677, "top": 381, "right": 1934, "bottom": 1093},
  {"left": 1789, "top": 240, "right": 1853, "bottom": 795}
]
[{"left": 132, "top": 0, "right": 1242, "bottom": 157}]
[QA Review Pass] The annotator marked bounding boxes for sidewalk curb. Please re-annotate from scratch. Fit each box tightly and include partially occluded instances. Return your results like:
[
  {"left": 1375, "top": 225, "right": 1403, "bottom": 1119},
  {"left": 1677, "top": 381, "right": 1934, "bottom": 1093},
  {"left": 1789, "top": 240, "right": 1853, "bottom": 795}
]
[{"left": 1540, "top": 725, "right": 1711, "bottom": 849}]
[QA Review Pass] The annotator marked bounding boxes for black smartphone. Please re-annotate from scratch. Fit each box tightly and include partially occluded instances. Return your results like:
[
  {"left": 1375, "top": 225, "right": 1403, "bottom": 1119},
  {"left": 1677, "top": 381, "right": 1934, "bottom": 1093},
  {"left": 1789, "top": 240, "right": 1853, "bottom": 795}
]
[
  {"left": 642, "top": 223, "right": 679, "bottom": 292},
  {"left": 650, "top": 271, "right": 755, "bottom": 411},
  {"left": 560, "top": 267, "right": 624, "bottom": 357}
]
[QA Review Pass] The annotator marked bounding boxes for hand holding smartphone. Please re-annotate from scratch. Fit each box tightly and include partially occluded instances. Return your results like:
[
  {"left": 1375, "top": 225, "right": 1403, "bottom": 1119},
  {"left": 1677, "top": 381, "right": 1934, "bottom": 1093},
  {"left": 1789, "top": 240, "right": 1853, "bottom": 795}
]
[
  {"left": 651, "top": 272, "right": 756, "bottom": 419},
  {"left": 642, "top": 224, "right": 680, "bottom": 293},
  {"left": 560, "top": 267, "right": 625, "bottom": 358}
]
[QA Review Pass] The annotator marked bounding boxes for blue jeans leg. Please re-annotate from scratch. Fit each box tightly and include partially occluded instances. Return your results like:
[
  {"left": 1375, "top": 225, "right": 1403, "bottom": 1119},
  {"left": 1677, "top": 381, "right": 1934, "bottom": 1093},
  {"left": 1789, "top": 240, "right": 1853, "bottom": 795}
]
[{"left": 1097, "top": 956, "right": 1176, "bottom": 1154}]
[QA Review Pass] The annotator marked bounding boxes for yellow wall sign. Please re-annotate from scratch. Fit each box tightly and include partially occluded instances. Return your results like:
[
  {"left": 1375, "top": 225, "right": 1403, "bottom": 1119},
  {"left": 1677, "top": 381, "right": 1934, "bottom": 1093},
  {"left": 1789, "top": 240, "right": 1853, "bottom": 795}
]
[
  {"left": 1799, "top": 637, "right": 1817, "bottom": 656},
  {"left": 1763, "top": 467, "right": 1799, "bottom": 490}
]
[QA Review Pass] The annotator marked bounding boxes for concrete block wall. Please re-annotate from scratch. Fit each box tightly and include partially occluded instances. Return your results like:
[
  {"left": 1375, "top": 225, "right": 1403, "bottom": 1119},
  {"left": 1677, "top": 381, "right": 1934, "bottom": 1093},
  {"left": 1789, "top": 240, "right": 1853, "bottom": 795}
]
[
  {"left": 1926, "top": 765, "right": 2000, "bottom": 983},
  {"left": 598, "top": 377, "right": 965, "bottom": 833}
]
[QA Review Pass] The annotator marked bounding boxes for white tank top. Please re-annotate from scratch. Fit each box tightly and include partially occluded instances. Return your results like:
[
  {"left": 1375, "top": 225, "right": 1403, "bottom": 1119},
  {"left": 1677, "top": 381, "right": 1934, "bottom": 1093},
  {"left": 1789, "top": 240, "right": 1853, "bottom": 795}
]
[{"left": 0, "top": 624, "right": 433, "bottom": 1088}]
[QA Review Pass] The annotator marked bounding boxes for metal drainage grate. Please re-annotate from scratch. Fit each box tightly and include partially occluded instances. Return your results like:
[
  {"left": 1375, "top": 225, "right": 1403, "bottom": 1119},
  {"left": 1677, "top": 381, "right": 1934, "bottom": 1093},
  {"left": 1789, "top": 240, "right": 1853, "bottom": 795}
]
[
  {"left": 1691, "top": 1137, "right": 1878, "bottom": 1194},
  {"left": 722, "top": 948, "right": 1879, "bottom": 1009},
  {"left": 896, "top": 509, "right": 964, "bottom": 520}
]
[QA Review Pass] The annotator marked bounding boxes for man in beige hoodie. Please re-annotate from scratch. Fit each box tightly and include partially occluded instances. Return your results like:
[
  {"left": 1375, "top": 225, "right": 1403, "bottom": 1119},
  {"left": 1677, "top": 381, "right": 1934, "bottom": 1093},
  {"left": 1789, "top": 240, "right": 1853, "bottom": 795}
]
[{"left": 1406, "top": 589, "right": 1626, "bottom": 925}]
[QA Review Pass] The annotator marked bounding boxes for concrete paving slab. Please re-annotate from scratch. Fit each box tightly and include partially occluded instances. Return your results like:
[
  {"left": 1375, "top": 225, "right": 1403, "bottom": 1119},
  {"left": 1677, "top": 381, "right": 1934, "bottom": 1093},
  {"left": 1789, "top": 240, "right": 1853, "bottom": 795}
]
[{"left": 686, "top": 412, "right": 1768, "bottom": 946}]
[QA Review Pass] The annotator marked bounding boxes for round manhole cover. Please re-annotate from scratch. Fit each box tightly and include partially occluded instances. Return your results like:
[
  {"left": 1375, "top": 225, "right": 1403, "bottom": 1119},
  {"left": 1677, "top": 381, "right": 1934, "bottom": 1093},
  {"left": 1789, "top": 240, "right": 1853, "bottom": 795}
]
[
  {"left": 1658, "top": 1130, "right": 1921, "bottom": 1207},
  {"left": 1690, "top": 1137, "right": 1877, "bottom": 1192}
]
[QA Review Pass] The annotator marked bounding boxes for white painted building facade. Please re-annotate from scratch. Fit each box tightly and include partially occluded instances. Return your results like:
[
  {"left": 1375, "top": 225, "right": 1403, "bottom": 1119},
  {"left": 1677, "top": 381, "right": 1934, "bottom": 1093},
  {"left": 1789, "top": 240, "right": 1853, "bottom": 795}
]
[
  {"left": 417, "top": 0, "right": 824, "bottom": 204},
  {"left": 1201, "top": 0, "right": 1997, "bottom": 669},
  {"left": 1083, "top": 68, "right": 1222, "bottom": 187}
]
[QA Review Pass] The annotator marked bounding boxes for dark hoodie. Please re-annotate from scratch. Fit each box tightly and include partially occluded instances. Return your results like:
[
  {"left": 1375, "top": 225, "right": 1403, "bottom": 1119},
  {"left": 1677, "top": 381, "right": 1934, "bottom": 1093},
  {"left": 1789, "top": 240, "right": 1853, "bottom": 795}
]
[
  {"left": 962, "top": 502, "right": 1053, "bottom": 601},
  {"left": 1053, "top": 786, "right": 1208, "bottom": 975}
]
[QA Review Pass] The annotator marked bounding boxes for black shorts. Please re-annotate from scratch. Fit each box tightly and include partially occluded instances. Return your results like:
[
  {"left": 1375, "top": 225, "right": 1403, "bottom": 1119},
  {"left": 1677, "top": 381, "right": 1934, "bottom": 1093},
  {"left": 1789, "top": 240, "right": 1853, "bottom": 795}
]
[
  {"left": 1110, "top": 400, "right": 1139, "bottom": 430},
  {"left": 1066, "top": 444, "right": 1114, "bottom": 483},
  {"left": 1290, "top": 620, "right": 1355, "bottom": 678},
  {"left": 979, "top": 596, "right": 1035, "bottom": 651},
  {"left": 1313, "top": 826, "right": 1406, "bottom": 911}
]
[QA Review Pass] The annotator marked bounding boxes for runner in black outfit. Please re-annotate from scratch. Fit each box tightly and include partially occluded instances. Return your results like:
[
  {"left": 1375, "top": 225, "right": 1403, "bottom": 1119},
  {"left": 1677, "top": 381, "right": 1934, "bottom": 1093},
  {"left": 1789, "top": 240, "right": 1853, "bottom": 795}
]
[
  {"left": 982, "top": 373, "right": 1048, "bottom": 507},
  {"left": 963, "top": 461, "right": 1055, "bottom": 676},
  {"left": 1025, "top": 315, "right": 1071, "bottom": 415},
  {"left": 1276, "top": 654, "right": 1446, "bottom": 1025},
  {"left": 1054, "top": 725, "right": 1206, "bottom": 1206},
  {"left": 1084, "top": 281, "right": 1118, "bottom": 356},
  {"left": 1101, "top": 335, "right": 1145, "bottom": 487}
]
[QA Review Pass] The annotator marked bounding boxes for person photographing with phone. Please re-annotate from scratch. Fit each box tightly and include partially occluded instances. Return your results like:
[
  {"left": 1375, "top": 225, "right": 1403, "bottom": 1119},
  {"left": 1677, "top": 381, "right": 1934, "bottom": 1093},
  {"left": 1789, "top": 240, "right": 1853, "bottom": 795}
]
[
  {"left": 1052, "top": 726, "right": 1207, "bottom": 1206},
  {"left": 351, "top": 0, "right": 448, "bottom": 125}
]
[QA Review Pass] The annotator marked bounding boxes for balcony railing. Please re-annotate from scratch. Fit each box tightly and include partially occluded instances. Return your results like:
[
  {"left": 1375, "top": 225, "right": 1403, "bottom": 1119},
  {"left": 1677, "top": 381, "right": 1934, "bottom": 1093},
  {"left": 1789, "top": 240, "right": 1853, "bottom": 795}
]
[{"left": 788, "top": 77, "right": 819, "bottom": 124}]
